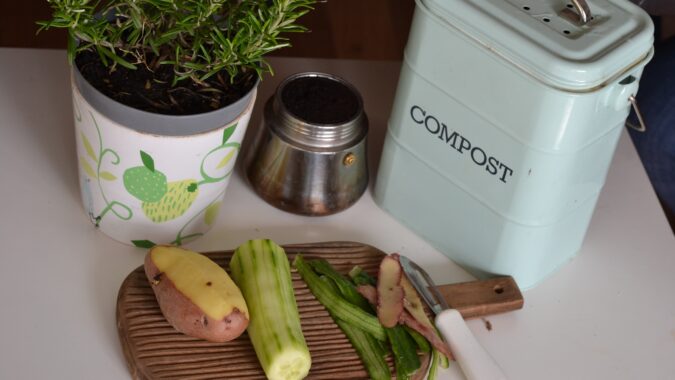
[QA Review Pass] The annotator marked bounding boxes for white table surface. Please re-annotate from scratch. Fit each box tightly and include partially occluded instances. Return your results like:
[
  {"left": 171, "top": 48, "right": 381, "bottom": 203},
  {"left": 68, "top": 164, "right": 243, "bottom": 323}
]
[{"left": 0, "top": 48, "right": 673, "bottom": 380}]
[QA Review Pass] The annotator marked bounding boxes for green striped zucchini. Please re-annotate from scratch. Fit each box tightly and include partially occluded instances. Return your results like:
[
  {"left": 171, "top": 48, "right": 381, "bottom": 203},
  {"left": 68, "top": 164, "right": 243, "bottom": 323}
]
[{"left": 230, "top": 239, "right": 311, "bottom": 380}]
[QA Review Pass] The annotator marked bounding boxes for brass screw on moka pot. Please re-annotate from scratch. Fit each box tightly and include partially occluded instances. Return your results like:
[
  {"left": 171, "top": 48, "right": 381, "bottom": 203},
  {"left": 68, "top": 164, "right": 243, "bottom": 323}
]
[{"left": 343, "top": 153, "right": 357, "bottom": 167}]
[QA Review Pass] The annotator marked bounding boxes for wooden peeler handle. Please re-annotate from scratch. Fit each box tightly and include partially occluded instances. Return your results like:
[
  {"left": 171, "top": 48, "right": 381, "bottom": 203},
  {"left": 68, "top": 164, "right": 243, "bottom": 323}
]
[{"left": 435, "top": 276, "right": 524, "bottom": 319}]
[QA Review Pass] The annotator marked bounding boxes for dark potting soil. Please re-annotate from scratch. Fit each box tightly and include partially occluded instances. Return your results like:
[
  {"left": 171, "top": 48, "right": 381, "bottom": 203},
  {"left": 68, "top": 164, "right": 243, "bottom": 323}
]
[
  {"left": 281, "top": 76, "right": 360, "bottom": 125},
  {"left": 75, "top": 50, "right": 257, "bottom": 115}
]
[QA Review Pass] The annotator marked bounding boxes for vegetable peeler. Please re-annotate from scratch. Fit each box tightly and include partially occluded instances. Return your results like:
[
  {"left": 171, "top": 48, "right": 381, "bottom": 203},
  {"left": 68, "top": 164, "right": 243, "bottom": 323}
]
[{"left": 399, "top": 255, "right": 510, "bottom": 380}]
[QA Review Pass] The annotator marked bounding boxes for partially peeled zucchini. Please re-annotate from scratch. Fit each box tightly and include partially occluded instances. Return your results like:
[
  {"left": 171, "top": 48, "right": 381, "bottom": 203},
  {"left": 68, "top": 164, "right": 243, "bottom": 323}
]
[{"left": 230, "top": 239, "right": 311, "bottom": 380}]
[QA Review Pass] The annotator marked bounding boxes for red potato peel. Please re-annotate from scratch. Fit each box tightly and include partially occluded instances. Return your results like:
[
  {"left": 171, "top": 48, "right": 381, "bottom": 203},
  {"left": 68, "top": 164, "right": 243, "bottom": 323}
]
[
  {"left": 357, "top": 284, "right": 378, "bottom": 305},
  {"left": 358, "top": 278, "right": 454, "bottom": 360},
  {"left": 400, "top": 272, "right": 454, "bottom": 360},
  {"left": 400, "top": 275, "right": 435, "bottom": 330},
  {"left": 399, "top": 310, "right": 454, "bottom": 360},
  {"left": 376, "top": 254, "right": 405, "bottom": 328}
]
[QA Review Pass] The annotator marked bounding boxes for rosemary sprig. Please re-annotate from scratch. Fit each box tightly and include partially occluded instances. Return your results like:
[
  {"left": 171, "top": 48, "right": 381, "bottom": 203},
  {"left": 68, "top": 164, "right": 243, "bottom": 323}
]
[{"left": 38, "top": 0, "right": 315, "bottom": 84}]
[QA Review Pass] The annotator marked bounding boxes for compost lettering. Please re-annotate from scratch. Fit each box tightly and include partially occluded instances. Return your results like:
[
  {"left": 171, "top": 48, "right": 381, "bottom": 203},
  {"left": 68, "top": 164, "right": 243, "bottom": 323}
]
[{"left": 410, "top": 105, "right": 514, "bottom": 183}]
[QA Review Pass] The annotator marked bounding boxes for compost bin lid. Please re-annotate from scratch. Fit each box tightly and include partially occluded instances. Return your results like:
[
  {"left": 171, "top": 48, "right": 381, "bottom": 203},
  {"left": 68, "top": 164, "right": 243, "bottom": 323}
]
[{"left": 421, "top": 0, "right": 654, "bottom": 91}]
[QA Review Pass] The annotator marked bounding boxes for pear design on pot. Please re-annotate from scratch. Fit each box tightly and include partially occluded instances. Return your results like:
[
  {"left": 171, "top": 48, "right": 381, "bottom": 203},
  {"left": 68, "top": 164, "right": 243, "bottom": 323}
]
[
  {"left": 124, "top": 151, "right": 198, "bottom": 223},
  {"left": 142, "top": 180, "right": 199, "bottom": 223}
]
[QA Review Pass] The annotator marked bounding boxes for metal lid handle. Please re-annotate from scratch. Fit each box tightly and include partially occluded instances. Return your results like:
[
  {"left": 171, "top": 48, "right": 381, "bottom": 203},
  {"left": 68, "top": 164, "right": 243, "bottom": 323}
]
[{"left": 572, "top": 0, "right": 591, "bottom": 24}]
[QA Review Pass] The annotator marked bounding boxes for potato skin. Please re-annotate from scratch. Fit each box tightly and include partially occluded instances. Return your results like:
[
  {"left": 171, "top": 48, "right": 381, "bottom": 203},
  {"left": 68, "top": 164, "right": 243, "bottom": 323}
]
[{"left": 144, "top": 253, "right": 249, "bottom": 343}]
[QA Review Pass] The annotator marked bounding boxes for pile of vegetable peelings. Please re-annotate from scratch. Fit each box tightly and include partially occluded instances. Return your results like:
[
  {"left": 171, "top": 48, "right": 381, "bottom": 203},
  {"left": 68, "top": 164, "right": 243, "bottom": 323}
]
[{"left": 144, "top": 239, "right": 453, "bottom": 380}]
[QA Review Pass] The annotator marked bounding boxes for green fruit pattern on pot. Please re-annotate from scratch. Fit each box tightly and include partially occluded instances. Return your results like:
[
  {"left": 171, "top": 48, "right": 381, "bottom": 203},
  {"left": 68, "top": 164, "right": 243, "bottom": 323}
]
[
  {"left": 122, "top": 125, "right": 239, "bottom": 231},
  {"left": 123, "top": 166, "right": 168, "bottom": 202},
  {"left": 142, "top": 180, "right": 199, "bottom": 223},
  {"left": 123, "top": 151, "right": 168, "bottom": 202}
]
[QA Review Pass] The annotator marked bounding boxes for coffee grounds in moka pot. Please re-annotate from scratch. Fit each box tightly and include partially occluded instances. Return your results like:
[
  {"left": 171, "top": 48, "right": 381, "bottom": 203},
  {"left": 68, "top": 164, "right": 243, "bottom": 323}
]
[{"left": 281, "top": 76, "right": 360, "bottom": 125}]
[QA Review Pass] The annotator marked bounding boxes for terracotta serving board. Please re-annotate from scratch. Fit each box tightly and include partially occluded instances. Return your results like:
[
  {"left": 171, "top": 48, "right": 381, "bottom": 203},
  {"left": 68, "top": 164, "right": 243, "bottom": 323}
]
[{"left": 116, "top": 241, "right": 523, "bottom": 379}]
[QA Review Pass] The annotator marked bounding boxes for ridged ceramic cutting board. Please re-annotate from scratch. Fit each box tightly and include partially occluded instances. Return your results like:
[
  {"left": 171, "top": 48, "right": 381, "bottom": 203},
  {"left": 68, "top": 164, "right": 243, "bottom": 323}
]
[{"left": 116, "top": 241, "right": 523, "bottom": 379}]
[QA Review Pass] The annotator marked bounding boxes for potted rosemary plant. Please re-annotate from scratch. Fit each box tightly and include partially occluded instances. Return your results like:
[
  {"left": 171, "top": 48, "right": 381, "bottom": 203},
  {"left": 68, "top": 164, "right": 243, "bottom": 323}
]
[{"left": 38, "top": 0, "right": 314, "bottom": 247}]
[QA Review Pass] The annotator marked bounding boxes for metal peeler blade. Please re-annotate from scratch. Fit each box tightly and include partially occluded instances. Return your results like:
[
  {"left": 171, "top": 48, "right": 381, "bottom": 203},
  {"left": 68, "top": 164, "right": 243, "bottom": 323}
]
[{"left": 398, "top": 254, "right": 449, "bottom": 315}]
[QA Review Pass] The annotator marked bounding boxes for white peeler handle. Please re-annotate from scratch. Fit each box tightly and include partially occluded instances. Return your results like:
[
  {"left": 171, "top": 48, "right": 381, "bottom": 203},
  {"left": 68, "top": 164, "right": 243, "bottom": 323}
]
[{"left": 435, "top": 309, "right": 507, "bottom": 380}]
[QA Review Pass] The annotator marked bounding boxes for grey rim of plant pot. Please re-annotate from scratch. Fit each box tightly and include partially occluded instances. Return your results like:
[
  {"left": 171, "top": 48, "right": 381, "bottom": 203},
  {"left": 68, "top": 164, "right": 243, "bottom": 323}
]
[{"left": 72, "top": 64, "right": 258, "bottom": 137}]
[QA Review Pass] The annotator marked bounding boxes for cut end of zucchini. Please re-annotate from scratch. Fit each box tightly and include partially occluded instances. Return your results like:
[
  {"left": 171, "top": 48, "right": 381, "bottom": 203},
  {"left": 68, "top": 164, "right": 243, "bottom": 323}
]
[{"left": 267, "top": 349, "right": 312, "bottom": 380}]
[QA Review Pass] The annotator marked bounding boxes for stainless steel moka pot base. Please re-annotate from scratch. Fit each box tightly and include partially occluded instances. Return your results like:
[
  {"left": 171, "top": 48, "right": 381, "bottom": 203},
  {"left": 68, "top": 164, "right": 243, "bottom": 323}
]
[{"left": 245, "top": 72, "right": 368, "bottom": 216}]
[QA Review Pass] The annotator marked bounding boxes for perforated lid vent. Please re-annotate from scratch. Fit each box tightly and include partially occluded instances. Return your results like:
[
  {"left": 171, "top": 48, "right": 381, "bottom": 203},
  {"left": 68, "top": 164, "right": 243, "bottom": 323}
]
[{"left": 512, "top": 1, "right": 601, "bottom": 38}]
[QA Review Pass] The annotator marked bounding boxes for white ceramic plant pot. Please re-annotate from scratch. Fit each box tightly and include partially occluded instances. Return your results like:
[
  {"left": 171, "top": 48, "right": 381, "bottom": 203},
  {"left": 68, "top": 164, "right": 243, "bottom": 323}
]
[{"left": 71, "top": 66, "right": 256, "bottom": 247}]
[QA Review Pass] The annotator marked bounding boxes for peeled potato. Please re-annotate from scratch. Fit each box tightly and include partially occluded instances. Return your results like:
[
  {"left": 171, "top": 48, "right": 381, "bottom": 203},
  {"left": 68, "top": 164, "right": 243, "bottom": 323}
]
[{"left": 144, "top": 245, "right": 249, "bottom": 342}]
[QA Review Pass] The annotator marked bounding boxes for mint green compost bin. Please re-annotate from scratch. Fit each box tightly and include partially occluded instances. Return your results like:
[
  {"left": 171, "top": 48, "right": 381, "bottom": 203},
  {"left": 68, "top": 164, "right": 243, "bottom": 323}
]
[{"left": 374, "top": 0, "right": 654, "bottom": 289}]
